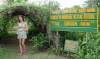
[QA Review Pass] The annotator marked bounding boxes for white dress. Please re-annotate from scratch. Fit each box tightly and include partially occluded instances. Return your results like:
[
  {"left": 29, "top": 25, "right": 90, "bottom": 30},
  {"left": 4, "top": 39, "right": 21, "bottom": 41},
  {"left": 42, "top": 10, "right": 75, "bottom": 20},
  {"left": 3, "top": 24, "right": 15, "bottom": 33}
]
[{"left": 17, "top": 22, "right": 27, "bottom": 39}]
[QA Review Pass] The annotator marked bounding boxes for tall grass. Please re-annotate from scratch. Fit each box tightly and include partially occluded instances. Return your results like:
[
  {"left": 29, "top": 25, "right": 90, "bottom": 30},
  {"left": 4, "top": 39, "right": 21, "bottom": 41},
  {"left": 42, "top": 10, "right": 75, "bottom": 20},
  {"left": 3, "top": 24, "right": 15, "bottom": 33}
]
[
  {"left": 77, "top": 32, "right": 100, "bottom": 59},
  {"left": 0, "top": 47, "right": 6, "bottom": 59}
]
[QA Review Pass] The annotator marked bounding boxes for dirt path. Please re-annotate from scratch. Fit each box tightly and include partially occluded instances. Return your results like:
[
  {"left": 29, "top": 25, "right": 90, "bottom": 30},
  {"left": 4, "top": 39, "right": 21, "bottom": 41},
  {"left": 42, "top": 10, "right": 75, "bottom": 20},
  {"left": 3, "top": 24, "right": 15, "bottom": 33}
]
[{"left": 0, "top": 43, "right": 67, "bottom": 59}]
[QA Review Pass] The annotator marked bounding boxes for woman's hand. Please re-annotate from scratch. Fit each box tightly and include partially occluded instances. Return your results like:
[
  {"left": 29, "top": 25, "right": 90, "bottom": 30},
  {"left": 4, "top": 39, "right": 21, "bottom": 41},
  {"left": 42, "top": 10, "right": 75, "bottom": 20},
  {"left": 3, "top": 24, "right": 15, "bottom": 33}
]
[
  {"left": 24, "top": 22, "right": 28, "bottom": 32},
  {"left": 24, "top": 29, "right": 28, "bottom": 32}
]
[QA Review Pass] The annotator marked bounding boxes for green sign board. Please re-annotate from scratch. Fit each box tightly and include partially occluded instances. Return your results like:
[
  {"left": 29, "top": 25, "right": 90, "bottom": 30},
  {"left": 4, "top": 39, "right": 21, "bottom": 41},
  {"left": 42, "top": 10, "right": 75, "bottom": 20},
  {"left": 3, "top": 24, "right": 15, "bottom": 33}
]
[{"left": 49, "top": 8, "right": 98, "bottom": 32}]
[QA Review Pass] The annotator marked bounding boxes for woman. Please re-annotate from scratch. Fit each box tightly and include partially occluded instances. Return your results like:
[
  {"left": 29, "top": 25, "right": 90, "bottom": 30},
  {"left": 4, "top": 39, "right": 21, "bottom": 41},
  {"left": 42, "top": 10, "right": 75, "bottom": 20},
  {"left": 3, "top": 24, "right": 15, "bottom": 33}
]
[{"left": 17, "top": 15, "right": 28, "bottom": 55}]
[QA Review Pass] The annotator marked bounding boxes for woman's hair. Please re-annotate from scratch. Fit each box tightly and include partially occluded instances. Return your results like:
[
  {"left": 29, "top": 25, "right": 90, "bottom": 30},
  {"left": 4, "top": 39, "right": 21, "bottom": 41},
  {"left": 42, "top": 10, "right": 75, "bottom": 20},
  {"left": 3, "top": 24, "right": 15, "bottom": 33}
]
[{"left": 18, "top": 15, "right": 25, "bottom": 23}]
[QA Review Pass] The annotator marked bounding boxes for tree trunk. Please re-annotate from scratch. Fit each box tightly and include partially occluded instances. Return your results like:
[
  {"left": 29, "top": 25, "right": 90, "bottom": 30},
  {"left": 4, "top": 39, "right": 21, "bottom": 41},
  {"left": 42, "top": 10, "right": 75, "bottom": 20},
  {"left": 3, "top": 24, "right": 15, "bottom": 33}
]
[{"left": 47, "top": 27, "right": 60, "bottom": 48}]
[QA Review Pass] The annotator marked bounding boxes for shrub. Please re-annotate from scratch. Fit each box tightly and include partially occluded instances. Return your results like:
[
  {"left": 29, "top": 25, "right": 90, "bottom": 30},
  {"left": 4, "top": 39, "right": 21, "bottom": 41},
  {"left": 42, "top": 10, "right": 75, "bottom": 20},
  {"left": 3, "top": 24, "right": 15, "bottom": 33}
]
[
  {"left": 31, "top": 33, "right": 49, "bottom": 51},
  {"left": 77, "top": 32, "right": 100, "bottom": 59}
]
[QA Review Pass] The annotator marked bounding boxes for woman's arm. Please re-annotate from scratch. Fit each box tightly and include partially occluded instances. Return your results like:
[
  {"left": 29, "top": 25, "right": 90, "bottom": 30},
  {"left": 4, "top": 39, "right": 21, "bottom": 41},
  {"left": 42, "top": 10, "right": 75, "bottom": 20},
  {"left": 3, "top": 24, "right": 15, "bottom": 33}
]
[
  {"left": 25, "top": 22, "right": 28, "bottom": 32},
  {"left": 16, "top": 23, "right": 19, "bottom": 34}
]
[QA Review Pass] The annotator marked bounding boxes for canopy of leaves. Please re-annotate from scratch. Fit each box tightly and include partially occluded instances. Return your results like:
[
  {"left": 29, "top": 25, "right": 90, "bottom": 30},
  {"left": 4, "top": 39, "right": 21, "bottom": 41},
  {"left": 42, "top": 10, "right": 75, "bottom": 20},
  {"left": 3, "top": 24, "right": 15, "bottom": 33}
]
[{"left": 0, "top": 1, "right": 50, "bottom": 38}]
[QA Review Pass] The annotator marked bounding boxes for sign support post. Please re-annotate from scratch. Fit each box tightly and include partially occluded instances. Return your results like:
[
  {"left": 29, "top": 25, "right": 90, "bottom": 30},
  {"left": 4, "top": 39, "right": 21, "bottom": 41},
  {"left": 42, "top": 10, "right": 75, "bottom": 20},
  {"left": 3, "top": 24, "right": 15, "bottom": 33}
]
[{"left": 97, "top": 5, "right": 99, "bottom": 32}]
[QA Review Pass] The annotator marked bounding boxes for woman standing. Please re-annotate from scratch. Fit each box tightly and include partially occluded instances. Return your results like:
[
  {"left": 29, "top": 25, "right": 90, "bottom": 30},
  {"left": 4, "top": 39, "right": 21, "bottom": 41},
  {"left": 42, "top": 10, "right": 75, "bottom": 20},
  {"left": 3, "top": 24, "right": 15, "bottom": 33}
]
[{"left": 17, "top": 15, "right": 28, "bottom": 55}]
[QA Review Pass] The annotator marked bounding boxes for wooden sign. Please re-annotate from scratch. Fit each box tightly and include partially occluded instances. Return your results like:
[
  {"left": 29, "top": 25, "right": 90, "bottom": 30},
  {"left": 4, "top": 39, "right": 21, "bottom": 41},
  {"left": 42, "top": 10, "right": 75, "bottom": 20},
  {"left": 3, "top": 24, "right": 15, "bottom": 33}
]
[{"left": 49, "top": 8, "right": 98, "bottom": 32}]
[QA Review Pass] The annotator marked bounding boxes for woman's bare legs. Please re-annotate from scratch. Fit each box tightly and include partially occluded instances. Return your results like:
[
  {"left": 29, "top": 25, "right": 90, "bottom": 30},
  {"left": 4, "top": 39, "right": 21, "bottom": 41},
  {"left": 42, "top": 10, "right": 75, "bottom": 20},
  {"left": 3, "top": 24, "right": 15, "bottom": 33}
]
[
  {"left": 19, "top": 39, "right": 23, "bottom": 55},
  {"left": 22, "top": 39, "right": 26, "bottom": 54},
  {"left": 19, "top": 38, "right": 26, "bottom": 55}
]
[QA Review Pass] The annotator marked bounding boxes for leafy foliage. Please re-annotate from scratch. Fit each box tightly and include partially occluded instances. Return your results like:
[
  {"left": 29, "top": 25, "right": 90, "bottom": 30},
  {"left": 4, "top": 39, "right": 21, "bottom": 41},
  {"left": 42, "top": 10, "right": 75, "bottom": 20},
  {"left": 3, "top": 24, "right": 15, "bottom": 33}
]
[
  {"left": 31, "top": 33, "right": 49, "bottom": 51},
  {"left": 0, "top": 0, "right": 50, "bottom": 38},
  {"left": 77, "top": 32, "right": 100, "bottom": 59}
]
